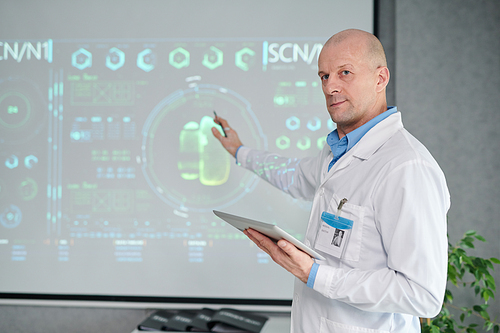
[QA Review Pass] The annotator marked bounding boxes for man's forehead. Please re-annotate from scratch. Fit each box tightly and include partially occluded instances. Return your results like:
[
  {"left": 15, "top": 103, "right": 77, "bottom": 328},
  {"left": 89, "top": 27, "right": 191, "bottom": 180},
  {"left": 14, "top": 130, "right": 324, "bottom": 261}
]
[
  {"left": 318, "top": 50, "right": 362, "bottom": 69},
  {"left": 319, "top": 41, "right": 366, "bottom": 69}
]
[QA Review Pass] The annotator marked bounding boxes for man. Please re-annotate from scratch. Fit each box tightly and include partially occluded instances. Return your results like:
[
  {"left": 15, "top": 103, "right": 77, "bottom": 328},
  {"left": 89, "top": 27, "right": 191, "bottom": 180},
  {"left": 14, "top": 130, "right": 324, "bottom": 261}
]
[{"left": 212, "top": 29, "right": 450, "bottom": 333}]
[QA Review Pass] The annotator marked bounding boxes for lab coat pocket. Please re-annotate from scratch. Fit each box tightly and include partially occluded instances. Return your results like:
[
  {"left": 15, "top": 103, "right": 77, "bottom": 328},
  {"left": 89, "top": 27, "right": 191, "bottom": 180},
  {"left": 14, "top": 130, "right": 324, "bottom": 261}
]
[
  {"left": 316, "top": 194, "right": 365, "bottom": 262},
  {"left": 320, "top": 317, "right": 390, "bottom": 333}
]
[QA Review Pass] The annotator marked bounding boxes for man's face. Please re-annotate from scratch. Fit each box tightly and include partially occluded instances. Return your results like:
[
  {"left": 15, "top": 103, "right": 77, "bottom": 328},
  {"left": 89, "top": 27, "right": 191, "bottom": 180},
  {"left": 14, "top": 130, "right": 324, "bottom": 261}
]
[{"left": 317, "top": 39, "right": 379, "bottom": 136}]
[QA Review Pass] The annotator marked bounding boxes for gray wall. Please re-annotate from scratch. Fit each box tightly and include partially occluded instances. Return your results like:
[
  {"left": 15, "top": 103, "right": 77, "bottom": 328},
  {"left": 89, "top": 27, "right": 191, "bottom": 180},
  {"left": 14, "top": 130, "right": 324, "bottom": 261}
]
[
  {"left": 1, "top": 1, "right": 499, "bottom": 331},
  {"left": 395, "top": 0, "right": 500, "bottom": 325}
]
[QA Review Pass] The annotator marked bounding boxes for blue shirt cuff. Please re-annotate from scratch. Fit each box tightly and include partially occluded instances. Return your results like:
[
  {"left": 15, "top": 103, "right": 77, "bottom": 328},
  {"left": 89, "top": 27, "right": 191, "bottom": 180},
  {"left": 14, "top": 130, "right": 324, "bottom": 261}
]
[
  {"left": 306, "top": 262, "right": 319, "bottom": 288},
  {"left": 234, "top": 145, "right": 243, "bottom": 164}
]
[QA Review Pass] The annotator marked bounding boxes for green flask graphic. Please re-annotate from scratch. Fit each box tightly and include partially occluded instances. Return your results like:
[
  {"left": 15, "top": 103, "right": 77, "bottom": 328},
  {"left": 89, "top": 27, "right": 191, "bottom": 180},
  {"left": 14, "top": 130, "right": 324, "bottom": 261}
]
[{"left": 178, "top": 116, "right": 230, "bottom": 186}]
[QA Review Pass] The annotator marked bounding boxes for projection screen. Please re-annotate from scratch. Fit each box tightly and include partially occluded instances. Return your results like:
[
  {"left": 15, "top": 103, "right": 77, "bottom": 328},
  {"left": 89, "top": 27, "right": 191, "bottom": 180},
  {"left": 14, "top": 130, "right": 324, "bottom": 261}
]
[{"left": 0, "top": 0, "right": 374, "bottom": 306}]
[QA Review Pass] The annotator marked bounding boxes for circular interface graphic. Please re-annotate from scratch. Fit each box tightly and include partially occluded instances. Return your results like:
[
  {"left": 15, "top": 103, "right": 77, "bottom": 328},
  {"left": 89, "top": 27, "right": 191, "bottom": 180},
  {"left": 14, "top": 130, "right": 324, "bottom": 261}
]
[
  {"left": 0, "top": 77, "right": 47, "bottom": 144},
  {"left": 18, "top": 177, "right": 38, "bottom": 201},
  {"left": 142, "top": 84, "right": 267, "bottom": 212},
  {"left": 0, "top": 204, "right": 22, "bottom": 229}
]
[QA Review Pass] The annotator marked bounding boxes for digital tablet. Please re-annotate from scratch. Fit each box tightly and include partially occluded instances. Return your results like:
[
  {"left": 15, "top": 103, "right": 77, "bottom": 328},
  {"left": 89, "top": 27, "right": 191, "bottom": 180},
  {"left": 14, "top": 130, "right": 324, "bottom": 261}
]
[{"left": 213, "top": 210, "right": 325, "bottom": 260}]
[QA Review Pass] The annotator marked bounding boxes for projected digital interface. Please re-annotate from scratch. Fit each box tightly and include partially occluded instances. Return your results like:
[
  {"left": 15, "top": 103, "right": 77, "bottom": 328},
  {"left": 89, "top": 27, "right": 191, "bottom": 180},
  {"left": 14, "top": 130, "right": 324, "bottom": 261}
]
[{"left": 0, "top": 38, "right": 334, "bottom": 297}]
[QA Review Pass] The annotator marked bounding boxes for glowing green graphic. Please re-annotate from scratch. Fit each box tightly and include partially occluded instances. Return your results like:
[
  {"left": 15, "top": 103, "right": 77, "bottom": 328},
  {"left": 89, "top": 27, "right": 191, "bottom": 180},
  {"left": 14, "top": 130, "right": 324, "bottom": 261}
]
[
  {"left": 273, "top": 95, "right": 295, "bottom": 106},
  {"left": 297, "top": 136, "right": 311, "bottom": 150},
  {"left": 0, "top": 92, "right": 31, "bottom": 129},
  {"left": 276, "top": 135, "right": 290, "bottom": 150},
  {"left": 142, "top": 84, "right": 266, "bottom": 212},
  {"left": 178, "top": 122, "right": 201, "bottom": 180},
  {"left": 71, "top": 81, "right": 134, "bottom": 106},
  {"left": 235, "top": 47, "right": 255, "bottom": 71},
  {"left": 202, "top": 46, "right": 223, "bottom": 70},
  {"left": 106, "top": 47, "right": 125, "bottom": 71},
  {"left": 72, "top": 48, "right": 92, "bottom": 70},
  {"left": 169, "top": 47, "right": 190, "bottom": 69},
  {"left": 137, "top": 48, "right": 154, "bottom": 72},
  {"left": 317, "top": 136, "right": 326, "bottom": 150},
  {"left": 8, "top": 106, "right": 18, "bottom": 114},
  {"left": 179, "top": 116, "right": 229, "bottom": 186},
  {"left": 18, "top": 177, "right": 38, "bottom": 201}
]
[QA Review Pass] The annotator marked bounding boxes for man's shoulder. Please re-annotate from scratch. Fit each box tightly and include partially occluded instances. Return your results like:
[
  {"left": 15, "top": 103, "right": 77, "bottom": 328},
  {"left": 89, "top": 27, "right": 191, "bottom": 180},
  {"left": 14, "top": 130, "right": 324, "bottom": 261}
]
[{"left": 379, "top": 128, "right": 442, "bottom": 170}]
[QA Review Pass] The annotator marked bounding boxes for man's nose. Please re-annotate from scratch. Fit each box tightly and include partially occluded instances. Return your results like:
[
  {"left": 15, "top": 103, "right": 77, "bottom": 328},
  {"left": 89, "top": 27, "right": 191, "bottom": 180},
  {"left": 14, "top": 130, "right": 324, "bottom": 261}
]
[{"left": 324, "top": 78, "right": 340, "bottom": 94}]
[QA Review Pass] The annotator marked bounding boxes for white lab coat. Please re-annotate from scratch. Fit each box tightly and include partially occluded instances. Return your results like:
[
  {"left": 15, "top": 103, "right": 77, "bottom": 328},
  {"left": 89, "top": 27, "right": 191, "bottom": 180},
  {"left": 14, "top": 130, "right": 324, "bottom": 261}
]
[{"left": 237, "top": 112, "right": 450, "bottom": 333}]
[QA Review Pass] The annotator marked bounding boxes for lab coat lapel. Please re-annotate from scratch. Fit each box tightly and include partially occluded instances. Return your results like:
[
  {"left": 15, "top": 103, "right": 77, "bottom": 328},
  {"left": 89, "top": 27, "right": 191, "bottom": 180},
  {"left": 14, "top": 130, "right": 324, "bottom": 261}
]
[
  {"left": 319, "top": 149, "right": 356, "bottom": 187},
  {"left": 319, "top": 112, "right": 404, "bottom": 187}
]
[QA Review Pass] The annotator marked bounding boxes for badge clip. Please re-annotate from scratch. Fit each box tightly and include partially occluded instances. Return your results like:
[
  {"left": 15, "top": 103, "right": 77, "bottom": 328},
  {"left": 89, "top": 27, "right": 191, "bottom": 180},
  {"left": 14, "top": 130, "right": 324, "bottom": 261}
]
[{"left": 320, "top": 198, "right": 352, "bottom": 230}]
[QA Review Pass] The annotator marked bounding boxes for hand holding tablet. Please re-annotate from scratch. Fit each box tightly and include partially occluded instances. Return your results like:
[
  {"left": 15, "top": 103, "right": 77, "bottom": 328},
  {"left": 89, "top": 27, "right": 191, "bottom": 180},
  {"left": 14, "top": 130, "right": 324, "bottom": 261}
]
[{"left": 213, "top": 210, "right": 325, "bottom": 260}]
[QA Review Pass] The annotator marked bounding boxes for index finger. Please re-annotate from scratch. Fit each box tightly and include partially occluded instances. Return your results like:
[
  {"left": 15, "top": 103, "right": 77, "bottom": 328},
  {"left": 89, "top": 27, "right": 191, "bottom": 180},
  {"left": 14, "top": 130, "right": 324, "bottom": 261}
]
[{"left": 213, "top": 115, "right": 230, "bottom": 129}]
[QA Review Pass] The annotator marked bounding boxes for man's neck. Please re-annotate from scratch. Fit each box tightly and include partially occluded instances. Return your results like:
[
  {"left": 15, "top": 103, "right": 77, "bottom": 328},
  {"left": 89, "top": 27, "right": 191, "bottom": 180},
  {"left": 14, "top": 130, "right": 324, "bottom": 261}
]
[{"left": 337, "top": 102, "right": 388, "bottom": 139}]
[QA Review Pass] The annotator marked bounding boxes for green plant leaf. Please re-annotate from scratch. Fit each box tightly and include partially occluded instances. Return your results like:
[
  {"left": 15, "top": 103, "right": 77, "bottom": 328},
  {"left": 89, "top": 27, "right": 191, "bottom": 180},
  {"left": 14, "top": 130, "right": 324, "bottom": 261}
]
[
  {"left": 482, "top": 290, "right": 490, "bottom": 302},
  {"left": 491, "top": 257, "right": 500, "bottom": 265},
  {"left": 486, "top": 275, "right": 496, "bottom": 291},
  {"left": 474, "top": 235, "right": 486, "bottom": 242},
  {"left": 424, "top": 231, "right": 498, "bottom": 333},
  {"left": 480, "top": 310, "right": 490, "bottom": 320},
  {"left": 463, "top": 241, "right": 475, "bottom": 249}
]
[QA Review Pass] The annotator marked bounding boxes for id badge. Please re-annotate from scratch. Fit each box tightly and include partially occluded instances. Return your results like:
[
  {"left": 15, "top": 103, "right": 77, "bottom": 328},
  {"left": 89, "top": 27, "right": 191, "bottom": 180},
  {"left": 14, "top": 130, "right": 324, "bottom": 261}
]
[{"left": 314, "top": 199, "right": 353, "bottom": 259}]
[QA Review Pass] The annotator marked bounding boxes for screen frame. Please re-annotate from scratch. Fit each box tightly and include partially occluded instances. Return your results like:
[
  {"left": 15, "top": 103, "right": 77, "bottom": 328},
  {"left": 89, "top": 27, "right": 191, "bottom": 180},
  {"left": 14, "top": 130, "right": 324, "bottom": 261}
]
[{"left": 0, "top": 0, "right": 384, "bottom": 309}]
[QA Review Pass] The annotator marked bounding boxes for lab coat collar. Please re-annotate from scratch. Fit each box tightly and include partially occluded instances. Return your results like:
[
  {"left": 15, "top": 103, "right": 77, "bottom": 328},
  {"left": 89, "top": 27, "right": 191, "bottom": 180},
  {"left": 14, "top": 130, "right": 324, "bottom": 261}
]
[
  {"left": 321, "top": 112, "right": 404, "bottom": 183},
  {"left": 350, "top": 111, "right": 404, "bottom": 160}
]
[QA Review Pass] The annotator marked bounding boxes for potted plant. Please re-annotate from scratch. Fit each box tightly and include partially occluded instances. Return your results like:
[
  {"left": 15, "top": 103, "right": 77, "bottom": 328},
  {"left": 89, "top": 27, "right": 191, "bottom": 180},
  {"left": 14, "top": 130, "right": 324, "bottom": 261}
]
[{"left": 421, "top": 230, "right": 500, "bottom": 333}]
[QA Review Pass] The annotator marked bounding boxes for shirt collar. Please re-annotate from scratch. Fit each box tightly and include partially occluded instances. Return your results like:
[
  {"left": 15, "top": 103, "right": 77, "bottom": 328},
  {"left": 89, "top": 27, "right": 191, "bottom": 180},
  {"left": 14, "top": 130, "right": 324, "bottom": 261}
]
[{"left": 326, "top": 106, "right": 398, "bottom": 153}]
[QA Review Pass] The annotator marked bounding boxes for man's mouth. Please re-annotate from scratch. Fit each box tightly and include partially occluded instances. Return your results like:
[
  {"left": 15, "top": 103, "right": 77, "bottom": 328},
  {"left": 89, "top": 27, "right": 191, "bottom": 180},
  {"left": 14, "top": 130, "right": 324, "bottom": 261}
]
[{"left": 330, "top": 100, "right": 346, "bottom": 107}]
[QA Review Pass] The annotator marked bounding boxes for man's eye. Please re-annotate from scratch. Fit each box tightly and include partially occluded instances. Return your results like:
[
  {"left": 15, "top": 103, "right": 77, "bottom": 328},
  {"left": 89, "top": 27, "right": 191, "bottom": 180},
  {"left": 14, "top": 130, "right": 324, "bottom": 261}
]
[
  {"left": 321, "top": 74, "right": 329, "bottom": 81},
  {"left": 341, "top": 70, "right": 350, "bottom": 76}
]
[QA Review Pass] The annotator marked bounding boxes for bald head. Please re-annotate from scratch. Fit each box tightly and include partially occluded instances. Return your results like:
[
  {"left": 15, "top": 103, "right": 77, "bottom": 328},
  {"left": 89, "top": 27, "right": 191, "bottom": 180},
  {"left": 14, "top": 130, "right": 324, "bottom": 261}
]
[
  {"left": 317, "top": 29, "right": 391, "bottom": 136},
  {"left": 323, "top": 29, "right": 387, "bottom": 70}
]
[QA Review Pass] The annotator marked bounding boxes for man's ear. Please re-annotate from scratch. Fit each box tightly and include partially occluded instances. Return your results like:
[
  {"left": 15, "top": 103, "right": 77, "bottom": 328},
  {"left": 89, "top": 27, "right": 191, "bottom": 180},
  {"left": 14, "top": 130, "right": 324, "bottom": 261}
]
[{"left": 376, "top": 66, "right": 390, "bottom": 92}]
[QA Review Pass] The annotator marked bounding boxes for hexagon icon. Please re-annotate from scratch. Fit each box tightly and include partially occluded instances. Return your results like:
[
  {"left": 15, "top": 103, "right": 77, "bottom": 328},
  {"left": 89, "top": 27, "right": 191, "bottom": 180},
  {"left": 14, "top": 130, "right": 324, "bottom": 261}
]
[
  {"left": 317, "top": 136, "right": 327, "bottom": 150},
  {"left": 24, "top": 155, "right": 38, "bottom": 169},
  {"left": 72, "top": 48, "right": 92, "bottom": 70},
  {"left": 297, "top": 136, "right": 311, "bottom": 151},
  {"left": 137, "top": 48, "right": 155, "bottom": 72},
  {"left": 106, "top": 47, "right": 125, "bottom": 71},
  {"left": 5, "top": 155, "right": 18, "bottom": 169},
  {"left": 286, "top": 116, "right": 300, "bottom": 131},
  {"left": 307, "top": 117, "right": 322, "bottom": 131},
  {"left": 169, "top": 47, "right": 190, "bottom": 69},
  {"left": 235, "top": 47, "right": 255, "bottom": 71},
  {"left": 202, "top": 46, "right": 223, "bottom": 70},
  {"left": 276, "top": 135, "right": 291, "bottom": 150}
]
